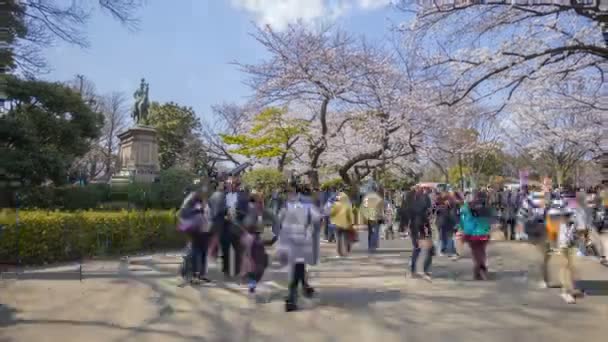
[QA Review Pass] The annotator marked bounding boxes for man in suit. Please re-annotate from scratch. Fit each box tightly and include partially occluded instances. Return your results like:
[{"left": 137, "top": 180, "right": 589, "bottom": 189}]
[{"left": 222, "top": 177, "right": 248, "bottom": 280}]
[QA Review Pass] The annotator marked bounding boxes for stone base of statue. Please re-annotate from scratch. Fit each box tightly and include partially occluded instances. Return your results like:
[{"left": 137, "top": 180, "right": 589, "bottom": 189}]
[{"left": 112, "top": 125, "right": 160, "bottom": 183}]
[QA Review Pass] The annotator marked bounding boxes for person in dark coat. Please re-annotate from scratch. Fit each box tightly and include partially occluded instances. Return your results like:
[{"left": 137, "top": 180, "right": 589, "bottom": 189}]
[
  {"left": 398, "top": 189, "right": 416, "bottom": 236},
  {"left": 178, "top": 189, "right": 212, "bottom": 283},
  {"left": 222, "top": 177, "right": 248, "bottom": 280},
  {"left": 408, "top": 187, "right": 433, "bottom": 280}
]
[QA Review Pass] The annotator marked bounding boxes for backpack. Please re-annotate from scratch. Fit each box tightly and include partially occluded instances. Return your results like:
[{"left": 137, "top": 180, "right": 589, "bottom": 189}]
[{"left": 362, "top": 192, "right": 384, "bottom": 222}]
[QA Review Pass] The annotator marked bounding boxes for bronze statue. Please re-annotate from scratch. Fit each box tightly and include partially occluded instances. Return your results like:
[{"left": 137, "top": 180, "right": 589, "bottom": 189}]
[{"left": 132, "top": 78, "right": 150, "bottom": 125}]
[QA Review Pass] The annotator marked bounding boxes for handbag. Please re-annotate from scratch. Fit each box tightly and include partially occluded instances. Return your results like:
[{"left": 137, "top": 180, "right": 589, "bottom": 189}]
[
  {"left": 348, "top": 228, "right": 359, "bottom": 243},
  {"left": 177, "top": 203, "right": 210, "bottom": 233},
  {"left": 177, "top": 214, "right": 203, "bottom": 233}
]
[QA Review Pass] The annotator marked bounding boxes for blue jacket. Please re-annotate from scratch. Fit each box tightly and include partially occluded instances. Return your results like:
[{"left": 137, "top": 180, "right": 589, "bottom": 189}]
[{"left": 460, "top": 203, "right": 491, "bottom": 239}]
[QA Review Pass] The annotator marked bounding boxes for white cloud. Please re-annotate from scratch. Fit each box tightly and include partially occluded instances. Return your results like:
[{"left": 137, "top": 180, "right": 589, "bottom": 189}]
[
  {"left": 357, "top": 0, "right": 392, "bottom": 9},
  {"left": 231, "top": 0, "right": 392, "bottom": 31}
]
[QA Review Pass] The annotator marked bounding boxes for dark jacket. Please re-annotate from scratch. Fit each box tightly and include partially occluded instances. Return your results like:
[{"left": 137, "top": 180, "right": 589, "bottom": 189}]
[
  {"left": 208, "top": 191, "right": 227, "bottom": 227},
  {"left": 235, "top": 191, "right": 250, "bottom": 223},
  {"left": 410, "top": 192, "right": 432, "bottom": 234},
  {"left": 410, "top": 192, "right": 432, "bottom": 217},
  {"left": 398, "top": 191, "right": 415, "bottom": 223}
]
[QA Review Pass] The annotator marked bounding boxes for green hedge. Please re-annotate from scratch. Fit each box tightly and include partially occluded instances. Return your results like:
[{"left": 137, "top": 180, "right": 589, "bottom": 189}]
[
  {"left": 13, "top": 168, "right": 198, "bottom": 210},
  {"left": 0, "top": 210, "right": 186, "bottom": 265},
  {"left": 18, "top": 184, "right": 113, "bottom": 210}
]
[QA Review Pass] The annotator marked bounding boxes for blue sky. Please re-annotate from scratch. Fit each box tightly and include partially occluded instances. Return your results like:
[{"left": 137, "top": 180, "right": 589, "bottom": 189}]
[{"left": 43, "top": 0, "right": 407, "bottom": 121}]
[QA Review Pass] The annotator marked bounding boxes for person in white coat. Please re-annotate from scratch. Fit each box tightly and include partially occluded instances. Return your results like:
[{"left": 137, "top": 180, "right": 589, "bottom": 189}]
[{"left": 277, "top": 184, "right": 321, "bottom": 312}]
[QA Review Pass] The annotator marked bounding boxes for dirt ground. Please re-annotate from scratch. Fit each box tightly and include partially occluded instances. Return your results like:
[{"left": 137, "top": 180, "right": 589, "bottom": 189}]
[{"left": 1, "top": 236, "right": 607, "bottom": 342}]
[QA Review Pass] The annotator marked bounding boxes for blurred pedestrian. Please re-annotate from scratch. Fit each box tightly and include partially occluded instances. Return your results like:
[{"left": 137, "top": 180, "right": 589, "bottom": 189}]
[
  {"left": 277, "top": 184, "right": 321, "bottom": 312},
  {"left": 178, "top": 189, "right": 212, "bottom": 284},
  {"left": 383, "top": 200, "right": 395, "bottom": 240},
  {"left": 331, "top": 192, "right": 355, "bottom": 257},
  {"left": 361, "top": 182, "right": 385, "bottom": 253},
  {"left": 408, "top": 186, "right": 433, "bottom": 280},
  {"left": 435, "top": 191, "right": 456, "bottom": 256},
  {"left": 460, "top": 191, "right": 492, "bottom": 280}
]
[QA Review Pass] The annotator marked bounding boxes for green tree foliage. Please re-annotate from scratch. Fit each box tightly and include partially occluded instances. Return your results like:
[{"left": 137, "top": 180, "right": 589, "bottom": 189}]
[
  {"left": 14, "top": 168, "right": 196, "bottom": 210},
  {"left": 448, "top": 165, "right": 472, "bottom": 189},
  {"left": 220, "top": 107, "right": 307, "bottom": 171},
  {"left": 0, "top": 76, "right": 104, "bottom": 185},
  {"left": 461, "top": 147, "right": 505, "bottom": 186},
  {"left": 147, "top": 102, "right": 209, "bottom": 172},
  {"left": 0, "top": 1, "right": 27, "bottom": 71},
  {"left": 241, "top": 168, "right": 285, "bottom": 197},
  {"left": 156, "top": 167, "right": 197, "bottom": 206},
  {"left": 377, "top": 171, "right": 417, "bottom": 191},
  {"left": 320, "top": 178, "right": 345, "bottom": 191}
]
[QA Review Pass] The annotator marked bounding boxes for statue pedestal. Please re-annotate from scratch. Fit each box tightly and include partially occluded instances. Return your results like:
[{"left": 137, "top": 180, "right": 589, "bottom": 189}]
[{"left": 113, "top": 126, "right": 160, "bottom": 183}]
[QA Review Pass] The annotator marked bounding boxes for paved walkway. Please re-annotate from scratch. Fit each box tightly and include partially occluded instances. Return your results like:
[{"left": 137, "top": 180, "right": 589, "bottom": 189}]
[{"left": 1, "top": 233, "right": 607, "bottom": 342}]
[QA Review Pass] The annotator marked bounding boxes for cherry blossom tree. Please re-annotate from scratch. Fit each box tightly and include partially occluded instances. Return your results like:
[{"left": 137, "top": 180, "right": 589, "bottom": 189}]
[
  {"left": 238, "top": 24, "right": 392, "bottom": 185},
  {"left": 237, "top": 23, "right": 444, "bottom": 187},
  {"left": 201, "top": 102, "right": 252, "bottom": 167},
  {"left": 502, "top": 68, "right": 605, "bottom": 186},
  {"left": 397, "top": 1, "right": 607, "bottom": 113},
  {"left": 236, "top": 23, "right": 371, "bottom": 186}
]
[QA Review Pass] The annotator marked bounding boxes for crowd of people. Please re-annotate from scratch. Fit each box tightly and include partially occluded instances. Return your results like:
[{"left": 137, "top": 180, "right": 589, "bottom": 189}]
[{"left": 176, "top": 175, "right": 608, "bottom": 309}]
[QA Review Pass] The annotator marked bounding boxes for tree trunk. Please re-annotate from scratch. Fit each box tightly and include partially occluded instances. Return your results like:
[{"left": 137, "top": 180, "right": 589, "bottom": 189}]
[
  {"left": 307, "top": 97, "right": 330, "bottom": 189},
  {"left": 277, "top": 153, "right": 286, "bottom": 172},
  {"left": 555, "top": 167, "right": 565, "bottom": 189},
  {"left": 309, "top": 169, "right": 320, "bottom": 189},
  {"left": 338, "top": 149, "right": 384, "bottom": 187}
]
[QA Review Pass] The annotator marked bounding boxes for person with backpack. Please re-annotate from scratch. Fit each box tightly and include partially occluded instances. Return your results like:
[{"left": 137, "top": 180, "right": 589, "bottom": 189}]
[
  {"left": 361, "top": 182, "right": 385, "bottom": 253},
  {"left": 177, "top": 189, "right": 212, "bottom": 284},
  {"left": 460, "top": 191, "right": 493, "bottom": 280},
  {"left": 277, "top": 184, "right": 321, "bottom": 312},
  {"left": 330, "top": 191, "right": 355, "bottom": 257}
]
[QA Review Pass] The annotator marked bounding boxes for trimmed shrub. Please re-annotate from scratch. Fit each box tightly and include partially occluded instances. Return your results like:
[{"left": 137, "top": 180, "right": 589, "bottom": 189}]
[
  {"left": 156, "top": 168, "right": 197, "bottom": 208},
  {"left": 17, "top": 184, "right": 112, "bottom": 210},
  {"left": 241, "top": 168, "right": 285, "bottom": 197},
  {"left": 0, "top": 209, "right": 185, "bottom": 265},
  {"left": 10, "top": 168, "right": 197, "bottom": 211}
]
